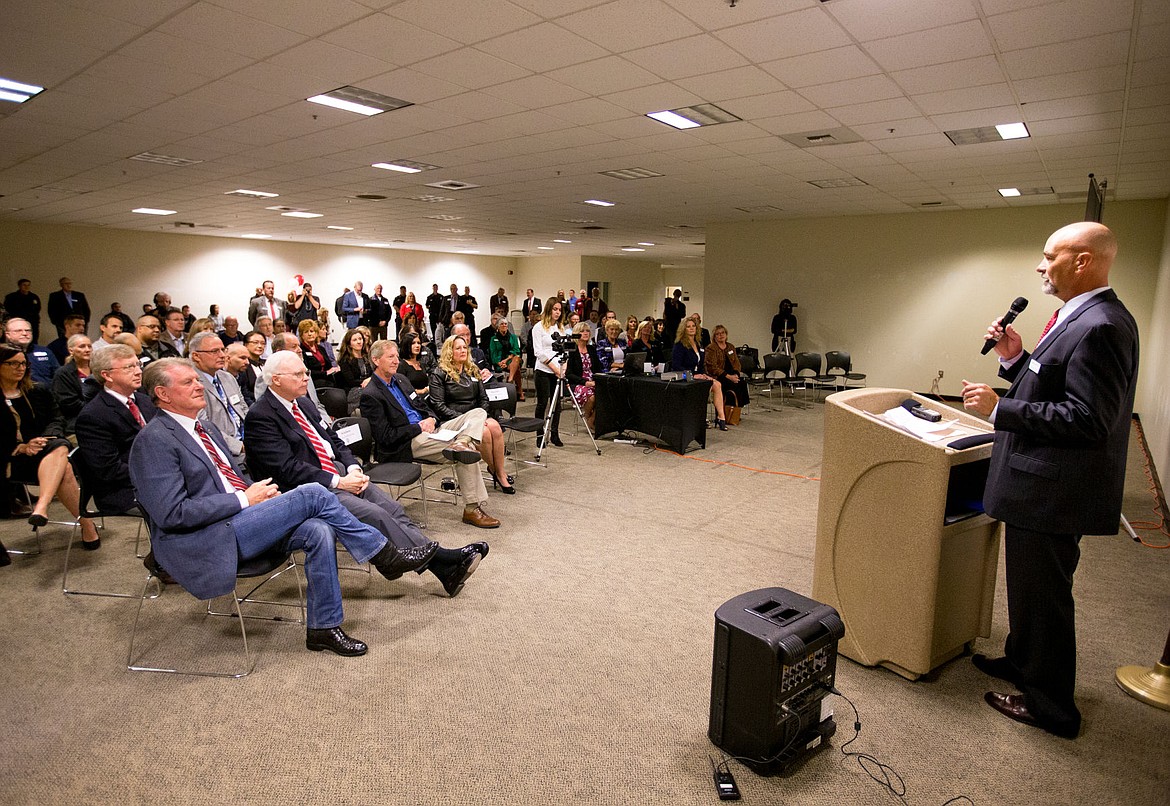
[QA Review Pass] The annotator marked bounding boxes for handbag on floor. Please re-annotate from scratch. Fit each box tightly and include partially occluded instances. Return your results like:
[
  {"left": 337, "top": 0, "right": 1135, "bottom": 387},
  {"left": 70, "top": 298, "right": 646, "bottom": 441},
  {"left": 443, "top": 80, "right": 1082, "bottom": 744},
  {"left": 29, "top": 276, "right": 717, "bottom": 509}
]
[{"left": 726, "top": 390, "right": 742, "bottom": 426}]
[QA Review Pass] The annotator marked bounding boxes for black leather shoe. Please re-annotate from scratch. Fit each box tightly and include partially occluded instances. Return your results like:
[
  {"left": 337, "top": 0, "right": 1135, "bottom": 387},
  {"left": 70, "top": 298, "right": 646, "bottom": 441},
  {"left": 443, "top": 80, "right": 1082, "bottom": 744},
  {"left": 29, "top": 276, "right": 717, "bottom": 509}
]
[
  {"left": 442, "top": 441, "right": 481, "bottom": 464},
  {"left": 461, "top": 541, "right": 489, "bottom": 559},
  {"left": 983, "top": 692, "right": 1078, "bottom": 739},
  {"left": 434, "top": 549, "right": 482, "bottom": 598},
  {"left": 972, "top": 653, "right": 1021, "bottom": 685},
  {"left": 143, "top": 552, "right": 175, "bottom": 585},
  {"left": 370, "top": 541, "right": 439, "bottom": 581},
  {"left": 550, "top": 434, "right": 563, "bottom": 447},
  {"left": 306, "top": 627, "right": 368, "bottom": 657},
  {"left": 28, "top": 513, "right": 48, "bottom": 528}
]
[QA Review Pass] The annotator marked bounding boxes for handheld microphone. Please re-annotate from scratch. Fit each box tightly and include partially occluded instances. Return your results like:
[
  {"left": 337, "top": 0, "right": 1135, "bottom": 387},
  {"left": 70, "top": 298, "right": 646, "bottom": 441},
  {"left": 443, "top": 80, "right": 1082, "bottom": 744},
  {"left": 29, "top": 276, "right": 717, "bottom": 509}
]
[{"left": 980, "top": 297, "right": 1028, "bottom": 355}]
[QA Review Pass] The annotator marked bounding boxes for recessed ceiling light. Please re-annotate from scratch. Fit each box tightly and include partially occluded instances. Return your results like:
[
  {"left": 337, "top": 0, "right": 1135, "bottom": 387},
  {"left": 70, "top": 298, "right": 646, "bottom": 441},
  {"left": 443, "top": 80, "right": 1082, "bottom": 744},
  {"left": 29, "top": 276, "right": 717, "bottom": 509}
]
[
  {"left": 600, "top": 167, "right": 664, "bottom": 180},
  {"left": 326, "top": 225, "right": 354, "bottom": 231},
  {"left": 365, "top": 242, "right": 392, "bottom": 248},
  {"left": 0, "top": 77, "right": 44, "bottom": 103},
  {"left": 307, "top": 86, "right": 412, "bottom": 116},
  {"left": 621, "top": 247, "right": 645, "bottom": 252},
  {"left": 410, "top": 194, "right": 456, "bottom": 203},
  {"left": 425, "top": 214, "right": 463, "bottom": 221},
  {"left": 537, "top": 246, "right": 554, "bottom": 250},
  {"left": 240, "top": 233, "right": 271, "bottom": 239},
  {"left": 128, "top": 151, "right": 203, "bottom": 167},
  {"left": 225, "top": 189, "right": 278, "bottom": 198},
  {"left": 281, "top": 211, "right": 323, "bottom": 218},
  {"left": 998, "top": 188, "right": 1022, "bottom": 197},
  {"left": 647, "top": 104, "right": 741, "bottom": 130},
  {"left": 373, "top": 160, "right": 440, "bottom": 173},
  {"left": 552, "top": 239, "right": 572, "bottom": 243},
  {"left": 637, "top": 242, "right": 655, "bottom": 246},
  {"left": 995, "top": 122, "right": 1030, "bottom": 140},
  {"left": 583, "top": 199, "right": 615, "bottom": 207},
  {"left": 132, "top": 207, "right": 176, "bottom": 215}
]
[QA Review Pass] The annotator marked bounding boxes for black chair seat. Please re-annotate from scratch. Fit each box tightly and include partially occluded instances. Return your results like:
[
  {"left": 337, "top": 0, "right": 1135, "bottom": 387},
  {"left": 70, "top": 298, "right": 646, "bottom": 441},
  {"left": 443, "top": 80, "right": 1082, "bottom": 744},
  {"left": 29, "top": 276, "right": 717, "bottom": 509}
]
[
  {"left": 502, "top": 415, "right": 543, "bottom": 433},
  {"left": 236, "top": 549, "right": 295, "bottom": 579},
  {"left": 365, "top": 462, "right": 422, "bottom": 487}
]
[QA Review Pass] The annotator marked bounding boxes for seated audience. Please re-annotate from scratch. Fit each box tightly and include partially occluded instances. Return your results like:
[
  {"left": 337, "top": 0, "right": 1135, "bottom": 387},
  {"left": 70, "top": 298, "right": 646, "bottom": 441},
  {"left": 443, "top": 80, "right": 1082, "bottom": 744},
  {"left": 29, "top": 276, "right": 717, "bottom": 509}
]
[
  {"left": 430, "top": 335, "right": 512, "bottom": 491},
  {"left": 705, "top": 325, "right": 750, "bottom": 416},
  {"left": 479, "top": 312, "right": 501, "bottom": 351},
  {"left": 189, "top": 331, "right": 248, "bottom": 461},
  {"left": 627, "top": 320, "right": 663, "bottom": 365},
  {"left": 596, "top": 319, "right": 625, "bottom": 373},
  {"left": 236, "top": 332, "right": 265, "bottom": 405},
  {"left": 47, "top": 314, "right": 86, "bottom": 364},
  {"left": 0, "top": 342, "right": 99, "bottom": 546},
  {"left": 74, "top": 345, "right": 156, "bottom": 516},
  {"left": 397, "top": 332, "right": 434, "bottom": 396},
  {"left": 299, "top": 319, "right": 338, "bottom": 388},
  {"left": 218, "top": 315, "right": 243, "bottom": 346},
  {"left": 451, "top": 323, "right": 493, "bottom": 380},
  {"left": 50, "top": 334, "right": 95, "bottom": 434},
  {"left": 91, "top": 312, "right": 123, "bottom": 351},
  {"left": 625, "top": 315, "right": 639, "bottom": 347},
  {"left": 673, "top": 319, "right": 728, "bottom": 430},
  {"left": 243, "top": 351, "right": 487, "bottom": 597},
  {"left": 208, "top": 304, "right": 224, "bottom": 330},
  {"left": 361, "top": 339, "right": 505, "bottom": 524},
  {"left": 337, "top": 328, "right": 374, "bottom": 413},
  {"left": 565, "top": 322, "right": 600, "bottom": 433},
  {"left": 486, "top": 318, "right": 523, "bottom": 399},
  {"left": 137, "top": 315, "right": 178, "bottom": 362},
  {"left": 130, "top": 357, "right": 438, "bottom": 657}
]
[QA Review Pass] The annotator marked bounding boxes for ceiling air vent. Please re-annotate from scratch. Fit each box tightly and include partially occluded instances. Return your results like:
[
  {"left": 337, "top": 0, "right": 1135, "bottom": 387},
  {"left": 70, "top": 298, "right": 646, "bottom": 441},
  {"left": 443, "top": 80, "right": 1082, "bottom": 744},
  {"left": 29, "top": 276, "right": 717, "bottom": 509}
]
[{"left": 425, "top": 180, "right": 480, "bottom": 191}]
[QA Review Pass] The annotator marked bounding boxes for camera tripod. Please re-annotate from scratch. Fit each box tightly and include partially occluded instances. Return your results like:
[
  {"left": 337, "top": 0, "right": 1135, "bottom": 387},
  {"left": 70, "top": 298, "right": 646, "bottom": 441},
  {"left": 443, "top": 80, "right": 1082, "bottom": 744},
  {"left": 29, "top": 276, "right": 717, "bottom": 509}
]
[{"left": 535, "top": 374, "right": 602, "bottom": 461}]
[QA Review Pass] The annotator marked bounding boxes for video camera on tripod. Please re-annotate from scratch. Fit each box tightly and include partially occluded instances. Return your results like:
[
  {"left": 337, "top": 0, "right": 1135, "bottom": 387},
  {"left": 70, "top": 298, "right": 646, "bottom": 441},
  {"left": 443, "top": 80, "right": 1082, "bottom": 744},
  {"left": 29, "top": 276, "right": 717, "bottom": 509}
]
[{"left": 550, "top": 331, "right": 581, "bottom": 357}]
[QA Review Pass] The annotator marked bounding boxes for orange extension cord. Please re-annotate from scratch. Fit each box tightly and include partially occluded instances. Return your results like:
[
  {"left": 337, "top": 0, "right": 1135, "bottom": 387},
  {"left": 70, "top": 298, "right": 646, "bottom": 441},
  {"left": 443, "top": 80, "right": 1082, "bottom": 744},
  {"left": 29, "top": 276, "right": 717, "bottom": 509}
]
[{"left": 651, "top": 445, "right": 821, "bottom": 482}]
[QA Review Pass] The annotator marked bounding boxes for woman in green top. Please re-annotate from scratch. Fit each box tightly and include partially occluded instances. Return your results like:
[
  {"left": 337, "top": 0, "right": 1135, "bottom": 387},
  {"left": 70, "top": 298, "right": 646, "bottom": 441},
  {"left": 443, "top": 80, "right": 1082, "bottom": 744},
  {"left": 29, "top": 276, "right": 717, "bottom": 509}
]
[{"left": 486, "top": 318, "right": 523, "bottom": 399}]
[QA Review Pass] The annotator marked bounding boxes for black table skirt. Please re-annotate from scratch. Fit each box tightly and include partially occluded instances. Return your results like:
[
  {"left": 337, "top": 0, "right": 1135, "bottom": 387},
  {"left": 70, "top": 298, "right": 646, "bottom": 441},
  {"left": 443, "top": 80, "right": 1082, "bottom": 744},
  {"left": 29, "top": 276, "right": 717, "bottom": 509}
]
[{"left": 593, "top": 374, "right": 711, "bottom": 453}]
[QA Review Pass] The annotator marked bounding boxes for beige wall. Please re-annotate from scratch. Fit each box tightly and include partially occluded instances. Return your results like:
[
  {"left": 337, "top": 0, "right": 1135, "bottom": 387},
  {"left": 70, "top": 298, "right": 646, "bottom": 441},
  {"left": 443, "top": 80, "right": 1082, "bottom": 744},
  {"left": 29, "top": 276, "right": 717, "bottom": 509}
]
[
  {"left": 1138, "top": 204, "right": 1170, "bottom": 480},
  {"left": 704, "top": 200, "right": 1166, "bottom": 409},
  {"left": 1, "top": 221, "right": 518, "bottom": 332},
  {"left": 581, "top": 255, "right": 663, "bottom": 321}
]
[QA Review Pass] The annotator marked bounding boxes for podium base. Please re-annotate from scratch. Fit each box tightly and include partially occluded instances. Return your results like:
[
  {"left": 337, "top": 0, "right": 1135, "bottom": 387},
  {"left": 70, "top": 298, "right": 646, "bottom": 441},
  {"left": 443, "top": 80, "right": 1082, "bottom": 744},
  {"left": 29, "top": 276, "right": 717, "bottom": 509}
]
[{"left": 1115, "top": 661, "right": 1170, "bottom": 711}]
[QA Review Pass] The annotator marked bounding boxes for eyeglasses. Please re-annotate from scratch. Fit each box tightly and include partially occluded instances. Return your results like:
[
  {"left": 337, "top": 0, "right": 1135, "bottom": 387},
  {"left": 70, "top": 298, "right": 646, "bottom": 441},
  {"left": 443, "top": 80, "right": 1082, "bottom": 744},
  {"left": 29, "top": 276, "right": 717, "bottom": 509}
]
[
  {"left": 193, "top": 347, "right": 226, "bottom": 354},
  {"left": 108, "top": 364, "right": 141, "bottom": 373},
  {"left": 275, "top": 371, "right": 309, "bottom": 379},
  {"left": 2, "top": 359, "right": 28, "bottom": 367}
]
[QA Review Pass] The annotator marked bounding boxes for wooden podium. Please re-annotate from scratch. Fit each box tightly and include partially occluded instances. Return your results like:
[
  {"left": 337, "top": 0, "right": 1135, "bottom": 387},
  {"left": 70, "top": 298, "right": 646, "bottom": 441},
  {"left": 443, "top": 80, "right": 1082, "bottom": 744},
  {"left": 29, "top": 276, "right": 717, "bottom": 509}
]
[{"left": 812, "top": 388, "right": 1001, "bottom": 680}]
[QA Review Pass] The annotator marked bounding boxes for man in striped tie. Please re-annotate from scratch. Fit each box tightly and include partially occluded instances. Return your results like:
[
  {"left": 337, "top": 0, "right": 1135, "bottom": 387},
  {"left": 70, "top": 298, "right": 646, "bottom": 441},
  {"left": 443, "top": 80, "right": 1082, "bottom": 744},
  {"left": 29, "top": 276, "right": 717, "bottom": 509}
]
[
  {"left": 243, "top": 351, "right": 488, "bottom": 598},
  {"left": 130, "top": 358, "right": 437, "bottom": 657}
]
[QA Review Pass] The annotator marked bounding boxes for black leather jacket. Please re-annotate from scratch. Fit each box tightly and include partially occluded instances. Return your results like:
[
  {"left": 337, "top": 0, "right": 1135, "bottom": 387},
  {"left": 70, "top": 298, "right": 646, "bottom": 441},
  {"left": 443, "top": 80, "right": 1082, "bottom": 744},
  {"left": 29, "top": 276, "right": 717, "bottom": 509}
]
[{"left": 428, "top": 367, "right": 488, "bottom": 421}]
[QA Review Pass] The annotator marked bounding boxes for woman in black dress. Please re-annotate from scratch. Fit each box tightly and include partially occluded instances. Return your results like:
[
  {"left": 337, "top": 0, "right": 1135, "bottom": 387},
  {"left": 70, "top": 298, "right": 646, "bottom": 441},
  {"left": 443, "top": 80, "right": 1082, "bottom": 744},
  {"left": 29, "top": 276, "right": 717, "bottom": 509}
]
[
  {"left": 298, "top": 319, "right": 338, "bottom": 388},
  {"left": 397, "top": 332, "right": 434, "bottom": 396},
  {"left": 0, "top": 342, "right": 100, "bottom": 546},
  {"left": 337, "top": 328, "right": 374, "bottom": 413},
  {"left": 564, "top": 322, "right": 600, "bottom": 433}
]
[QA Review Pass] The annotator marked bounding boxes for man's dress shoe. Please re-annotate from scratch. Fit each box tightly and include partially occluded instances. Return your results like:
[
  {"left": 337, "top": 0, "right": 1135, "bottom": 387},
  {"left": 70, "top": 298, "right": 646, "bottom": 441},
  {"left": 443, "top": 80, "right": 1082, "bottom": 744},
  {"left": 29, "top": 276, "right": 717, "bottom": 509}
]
[
  {"left": 984, "top": 692, "right": 1078, "bottom": 739},
  {"left": 434, "top": 549, "right": 483, "bottom": 598},
  {"left": 306, "top": 627, "right": 368, "bottom": 657},
  {"left": 461, "top": 541, "right": 489, "bottom": 559},
  {"left": 972, "top": 653, "right": 1021, "bottom": 686},
  {"left": 370, "top": 541, "right": 438, "bottom": 581},
  {"left": 462, "top": 506, "right": 500, "bottom": 529},
  {"left": 442, "top": 442, "right": 481, "bottom": 464},
  {"left": 143, "top": 552, "right": 176, "bottom": 585}
]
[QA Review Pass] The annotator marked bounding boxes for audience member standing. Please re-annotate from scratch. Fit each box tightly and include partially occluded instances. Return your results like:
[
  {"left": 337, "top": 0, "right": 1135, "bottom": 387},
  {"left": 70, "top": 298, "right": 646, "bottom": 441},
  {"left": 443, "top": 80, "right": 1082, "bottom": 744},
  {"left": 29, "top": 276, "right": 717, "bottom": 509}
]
[
  {"left": 489, "top": 287, "right": 509, "bottom": 317},
  {"left": 247, "top": 280, "right": 287, "bottom": 327},
  {"left": 289, "top": 282, "right": 321, "bottom": 326},
  {"left": 341, "top": 281, "right": 367, "bottom": 329},
  {"left": 521, "top": 289, "right": 541, "bottom": 319},
  {"left": 663, "top": 288, "right": 686, "bottom": 349},
  {"left": 460, "top": 285, "right": 479, "bottom": 347},
  {"left": 5, "top": 280, "right": 43, "bottom": 344},
  {"left": 391, "top": 285, "right": 407, "bottom": 332},
  {"left": 369, "top": 284, "right": 391, "bottom": 339},
  {"left": 425, "top": 283, "right": 445, "bottom": 342},
  {"left": 47, "top": 277, "right": 90, "bottom": 339}
]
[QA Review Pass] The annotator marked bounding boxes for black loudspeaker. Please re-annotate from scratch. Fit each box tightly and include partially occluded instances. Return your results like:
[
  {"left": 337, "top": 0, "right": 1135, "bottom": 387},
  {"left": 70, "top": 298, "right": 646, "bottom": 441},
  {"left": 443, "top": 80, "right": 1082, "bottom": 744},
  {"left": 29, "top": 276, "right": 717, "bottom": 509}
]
[{"left": 709, "top": 587, "right": 845, "bottom": 775}]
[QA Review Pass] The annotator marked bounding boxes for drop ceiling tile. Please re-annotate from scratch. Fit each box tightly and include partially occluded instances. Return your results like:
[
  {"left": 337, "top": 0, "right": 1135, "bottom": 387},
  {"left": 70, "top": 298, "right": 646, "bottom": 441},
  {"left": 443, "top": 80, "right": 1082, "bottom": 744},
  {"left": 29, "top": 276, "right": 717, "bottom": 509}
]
[
  {"left": 1125, "top": 104, "right": 1170, "bottom": 125},
  {"left": 476, "top": 22, "right": 610, "bottom": 72},
  {"left": 1136, "top": 21, "right": 1170, "bottom": 60},
  {"left": 387, "top": 0, "right": 542, "bottom": 45},
  {"left": 715, "top": 7, "right": 851, "bottom": 63},
  {"left": 0, "top": 32, "right": 107, "bottom": 88},
  {"left": 1000, "top": 31, "right": 1131, "bottom": 80},
  {"left": 851, "top": 118, "right": 939, "bottom": 141},
  {"left": 1015, "top": 65, "right": 1130, "bottom": 103},
  {"left": 1023, "top": 92, "right": 1125, "bottom": 121},
  {"left": 987, "top": 0, "right": 1135, "bottom": 52},
  {"left": 547, "top": 56, "right": 661, "bottom": 95},
  {"left": 753, "top": 110, "right": 844, "bottom": 136},
  {"left": 623, "top": 34, "right": 750, "bottom": 81},
  {"left": 864, "top": 20, "right": 993, "bottom": 72},
  {"left": 719, "top": 91, "right": 817, "bottom": 121},
  {"left": 321, "top": 14, "right": 462, "bottom": 65},
  {"left": 210, "top": 0, "right": 377, "bottom": 37},
  {"left": 358, "top": 68, "right": 466, "bottom": 105},
  {"left": 828, "top": 97, "right": 922, "bottom": 126},
  {"left": 412, "top": 48, "right": 533, "bottom": 91},
  {"left": 482, "top": 75, "right": 590, "bottom": 109},
  {"left": 424, "top": 91, "right": 530, "bottom": 122},
  {"left": 265, "top": 40, "right": 397, "bottom": 84},
  {"left": 118, "top": 31, "right": 257, "bottom": 79},
  {"left": 890, "top": 56, "right": 1006, "bottom": 96},
  {"left": 159, "top": 3, "right": 307, "bottom": 59},
  {"left": 928, "top": 105, "right": 1021, "bottom": 130},
  {"left": 825, "top": 0, "right": 977, "bottom": 41},
  {"left": 543, "top": 97, "right": 635, "bottom": 125},
  {"left": 559, "top": 0, "right": 702, "bottom": 52},
  {"left": 760, "top": 45, "right": 882, "bottom": 89},
  {"left": 912, "top": 83, "right": 1017, "bottom": 116},
  {"left": 798, "top": 74, "right": 905, "bottom": 109},
  {"left": 600, "top": 83, "right": 704, "bottom": 115}
]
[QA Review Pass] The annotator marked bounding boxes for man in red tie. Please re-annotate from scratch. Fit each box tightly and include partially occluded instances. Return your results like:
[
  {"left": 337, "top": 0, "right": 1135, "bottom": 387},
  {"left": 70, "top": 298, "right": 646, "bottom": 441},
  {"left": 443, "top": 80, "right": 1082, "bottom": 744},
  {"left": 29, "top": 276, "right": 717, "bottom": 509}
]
[
  {"left": 243, "top": 351, "right": 488, "bottom": 598},
  {"left": 130, "top": 358, "right": 437, "bottom": 656},
  {"left": 247, "top": 279, "right": 288, "bottom": 327},
  {"left": 961, "top": 222, "right": 1139, "bottom": 738}
]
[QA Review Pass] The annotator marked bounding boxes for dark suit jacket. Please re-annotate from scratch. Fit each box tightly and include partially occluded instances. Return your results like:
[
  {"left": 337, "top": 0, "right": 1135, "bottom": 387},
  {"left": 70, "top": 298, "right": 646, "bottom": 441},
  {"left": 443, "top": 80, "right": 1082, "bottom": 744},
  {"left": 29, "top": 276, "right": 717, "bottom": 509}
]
[
  {"left": 360, "top": 373, "right": 439, "bottom": 463},
  {"left": 247, "top": 296, "right": 287, "bottom": 326},
  {"left": 243, "top": 390, "right": 357, "bottom": 491},
  {"left": 237, "top": 362, "right": 261, "bottom": 406},
  {"left": 489, "top": 294, "right": 509, "bottom": 315},
  {"left": 75, "top": 389, "right": 156, "bottom": 513},
  {"left": 984, "top": 289, "right": 1138, "bottom": 535},
  {"left": 440, "top": 294, "right": 462, "bottom": 327},
  {"left": 566, "top": 344, "right": 602, "bottom": 388},
  {"left": 367, "top": 294, "right": 390, "bottom": 327},
  {"left": 129, "top": 412, "right": 247, "bottom": 599},
  {"left": 48, "top": 290, "right": 90, "bottom": 328},
  {"left": 425, "top": 292, "right": 446, "bottom": 328},
  {"left": 521, "top": 297, "right": 541, "bottom": 318}
]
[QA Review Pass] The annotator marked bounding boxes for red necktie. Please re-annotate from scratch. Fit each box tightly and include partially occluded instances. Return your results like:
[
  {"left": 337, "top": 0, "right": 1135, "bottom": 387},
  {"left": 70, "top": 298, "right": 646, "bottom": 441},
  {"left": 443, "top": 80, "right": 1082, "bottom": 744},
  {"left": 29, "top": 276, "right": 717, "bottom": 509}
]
[
  {"left": 290, "top": 403, "right": 335, "bottom": 474},
  {"left": 126, "top": 398, "right": 146, "bottom": 428},
  {"left": 1037, "top": 308, "right": 1059, "bottom": 345},
  {"left": 194, "top": 422, "right": 248, "bottom": 491},
  {"left": 269, "top": 301, "right": 276, "bottom": 321}
]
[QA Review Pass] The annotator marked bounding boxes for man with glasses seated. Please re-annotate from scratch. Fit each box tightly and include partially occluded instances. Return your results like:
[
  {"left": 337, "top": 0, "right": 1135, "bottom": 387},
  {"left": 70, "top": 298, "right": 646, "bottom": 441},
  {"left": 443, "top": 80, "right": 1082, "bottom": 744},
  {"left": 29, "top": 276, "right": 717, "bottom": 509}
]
[
  {"left": 188, "top": 331, "right": 249, "bottom": 462},
  {"left": 136, "top": 315, "right": 178, "bottom": 364},
  {"left": 244, "top": 351, "right": 488, "bottom": 597},
  {"left": 4, "top": 317, "right": 59, "bottom": 387}
]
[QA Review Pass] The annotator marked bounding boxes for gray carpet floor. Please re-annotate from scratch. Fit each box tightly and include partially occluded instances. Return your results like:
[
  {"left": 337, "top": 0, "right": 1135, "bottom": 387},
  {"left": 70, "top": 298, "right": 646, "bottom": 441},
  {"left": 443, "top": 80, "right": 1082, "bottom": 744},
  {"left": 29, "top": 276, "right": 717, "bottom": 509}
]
[{"left": 3, "top": 393, "right": 1168, "bottom": 806}]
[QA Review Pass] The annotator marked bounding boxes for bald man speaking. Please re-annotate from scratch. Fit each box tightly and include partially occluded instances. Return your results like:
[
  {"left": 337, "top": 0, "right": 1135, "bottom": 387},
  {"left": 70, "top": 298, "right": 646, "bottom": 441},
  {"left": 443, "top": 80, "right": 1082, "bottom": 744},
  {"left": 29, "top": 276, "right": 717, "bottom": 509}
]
[{"left": 961, "top": 222, "right": 1139, "bottom": 738}]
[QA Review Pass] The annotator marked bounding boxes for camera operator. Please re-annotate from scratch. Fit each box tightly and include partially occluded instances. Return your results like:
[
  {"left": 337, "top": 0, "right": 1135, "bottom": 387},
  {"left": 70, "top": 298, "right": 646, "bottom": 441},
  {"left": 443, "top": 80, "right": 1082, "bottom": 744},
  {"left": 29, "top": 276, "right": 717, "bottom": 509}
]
[{"left": 531, "top": 297, "right": 568, "bottom": 447}]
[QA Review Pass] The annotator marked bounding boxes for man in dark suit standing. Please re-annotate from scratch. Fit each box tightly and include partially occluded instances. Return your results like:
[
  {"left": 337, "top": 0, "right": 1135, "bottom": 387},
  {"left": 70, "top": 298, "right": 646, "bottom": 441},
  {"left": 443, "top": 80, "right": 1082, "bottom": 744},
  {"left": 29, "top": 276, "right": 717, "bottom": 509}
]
[
  {"left": 47, "top": 277, "right": 91, "bottom": 339},
  {"left": 247, "top": 280, "right": 288, "bottom": 328},
  {"left": 489, "top": 287, "right": 509, "bottom": 318},
  {"left": 244, "top": 351, "right": 487, "bottom": 597},
  {"left": 521, "top": 289, "right": 541, "bottom": 320},
  {"left": 391, "top": 285, "right": 407, "bottom": 333},
  {"left": 130, "top": 357, "right": 438, "bottom": 656},
  {"left": 662, "top": 288, "right": 686, "bottom": 348},
  {"left": 368, "top": 283, "right": 391, "bottom": 339},
  {"left": 425, "top": 283, "right": 445, "bottom": 341},
  {"left": 961, "top": 222, "right": 1139, "bottom": 739}
]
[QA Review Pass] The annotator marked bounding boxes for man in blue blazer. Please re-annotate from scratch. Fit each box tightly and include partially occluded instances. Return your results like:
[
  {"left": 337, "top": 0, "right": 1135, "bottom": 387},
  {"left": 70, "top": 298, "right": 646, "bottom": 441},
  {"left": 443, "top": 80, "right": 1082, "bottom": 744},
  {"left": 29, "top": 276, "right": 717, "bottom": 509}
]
[
  {"left": 243, "top": 351, "right": 487, "bottom": 597},
  {"left": 341, "top": 281, "right": 368, "bottom": 329},
  {"left": 129, "top": 358, "right": 439, "bottom": 657},
  {"left": 962, "top": 222, "right": 1139, "bottom": 738}
]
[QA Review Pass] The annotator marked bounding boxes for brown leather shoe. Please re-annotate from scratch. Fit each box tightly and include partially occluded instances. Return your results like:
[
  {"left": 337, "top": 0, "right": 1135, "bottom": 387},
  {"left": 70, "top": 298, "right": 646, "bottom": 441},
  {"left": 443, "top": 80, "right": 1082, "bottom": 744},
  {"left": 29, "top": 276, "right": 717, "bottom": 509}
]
[
  {"left": 983, "top": 692, "right": 1079, "bottom": 739},
  {"left": 462, "top": 506, "right": 500, "bottom": 529}
]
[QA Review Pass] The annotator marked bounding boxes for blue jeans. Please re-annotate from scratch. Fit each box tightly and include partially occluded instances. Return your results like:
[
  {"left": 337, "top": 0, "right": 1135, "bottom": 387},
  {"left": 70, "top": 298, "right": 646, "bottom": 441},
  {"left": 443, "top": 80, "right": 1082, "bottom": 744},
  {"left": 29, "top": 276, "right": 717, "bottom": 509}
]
[{"left": 232, "top": 484, "right": 387, "bottom": 629}]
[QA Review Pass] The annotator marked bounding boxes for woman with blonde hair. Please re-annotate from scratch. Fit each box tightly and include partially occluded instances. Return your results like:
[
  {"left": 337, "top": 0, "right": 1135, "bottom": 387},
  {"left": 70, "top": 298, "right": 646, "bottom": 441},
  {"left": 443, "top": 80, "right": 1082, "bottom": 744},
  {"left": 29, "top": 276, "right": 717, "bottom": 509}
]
[
  {"left": 430, "top": 335, "right": 514, "bottom": 493},
  {"left": 182, "top": 317, "right": 217, "bottom": 356},
  {"left": 298, "top": 319, "right": 338, "bottom": 387},
  {"left": 673, "top": 318, "right": 728, "bottom": 430},
  {"left": 705, "top": 324, "right": 749, "bottom": 420}
]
